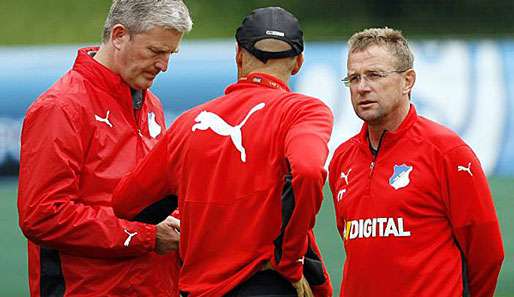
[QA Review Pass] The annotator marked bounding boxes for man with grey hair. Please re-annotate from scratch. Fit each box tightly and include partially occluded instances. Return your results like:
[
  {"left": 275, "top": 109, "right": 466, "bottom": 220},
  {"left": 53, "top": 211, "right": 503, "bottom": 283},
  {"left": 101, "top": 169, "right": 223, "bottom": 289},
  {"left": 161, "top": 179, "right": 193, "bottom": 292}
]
[
  {"left": 329, "top": 27, "right": 504, "bottom": 297},
  {"left": 18, "top": 0, "right": 191, "bottom": 296}
]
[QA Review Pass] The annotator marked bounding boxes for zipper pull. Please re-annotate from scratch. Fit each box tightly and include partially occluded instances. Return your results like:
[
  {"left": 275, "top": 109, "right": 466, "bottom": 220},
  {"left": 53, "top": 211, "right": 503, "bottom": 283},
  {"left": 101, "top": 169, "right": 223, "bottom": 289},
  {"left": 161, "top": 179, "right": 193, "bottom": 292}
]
[{"left": 369, "top": 161, "right": 375, "bottom": 177}]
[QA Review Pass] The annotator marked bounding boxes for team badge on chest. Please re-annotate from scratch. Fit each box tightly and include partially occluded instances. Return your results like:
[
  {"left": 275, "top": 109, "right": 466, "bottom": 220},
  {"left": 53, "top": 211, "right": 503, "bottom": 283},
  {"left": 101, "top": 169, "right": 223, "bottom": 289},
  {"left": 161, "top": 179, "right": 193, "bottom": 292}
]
[{"left": 389, "top": 164, "right": 413, "bottom": 190}]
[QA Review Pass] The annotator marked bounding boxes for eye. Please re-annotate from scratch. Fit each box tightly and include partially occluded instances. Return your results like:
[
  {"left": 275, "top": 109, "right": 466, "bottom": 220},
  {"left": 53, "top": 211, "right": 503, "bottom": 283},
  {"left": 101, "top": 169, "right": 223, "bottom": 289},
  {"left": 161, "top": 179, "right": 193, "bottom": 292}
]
[
  {"left": 147, "top": 47, "right": 158, "bottom": 55},
  {"left": 348, "top": 74, "right": 360, "bottom": 83},
  {"left": 366, "top": 71, "right": 383, "bottom": 80}
]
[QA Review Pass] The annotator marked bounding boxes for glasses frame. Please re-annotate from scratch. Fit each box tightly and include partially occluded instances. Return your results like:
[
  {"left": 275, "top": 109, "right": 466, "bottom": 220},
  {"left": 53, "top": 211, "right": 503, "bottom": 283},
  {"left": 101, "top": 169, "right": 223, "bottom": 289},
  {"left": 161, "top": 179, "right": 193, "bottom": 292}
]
[{"left": 342, "top": 68, "right": 411, "bottom": 88}]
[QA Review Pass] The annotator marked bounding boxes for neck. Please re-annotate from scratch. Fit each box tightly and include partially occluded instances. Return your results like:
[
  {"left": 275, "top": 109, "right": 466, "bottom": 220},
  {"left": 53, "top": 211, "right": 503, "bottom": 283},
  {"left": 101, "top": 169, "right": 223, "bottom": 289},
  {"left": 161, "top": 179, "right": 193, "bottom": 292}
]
[
  {"left": 93, "top": 44, "right": 118, "bottom": 74},
  {"left": 238, "top": 68, "right": 290, "bottom": 85},
  {"left": 367, "top": 101, "right": 410, "bottom": 149}
]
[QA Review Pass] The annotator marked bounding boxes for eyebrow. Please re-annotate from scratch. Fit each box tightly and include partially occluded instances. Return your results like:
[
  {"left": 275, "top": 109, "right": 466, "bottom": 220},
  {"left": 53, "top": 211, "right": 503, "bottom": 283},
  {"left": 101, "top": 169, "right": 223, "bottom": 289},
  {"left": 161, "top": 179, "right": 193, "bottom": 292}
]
[
  {"left": 150, "top": 46, "right": 179, "bottom": 54},
  {"left": 348, "top": 68, "right": 387, "bottom": 75}
]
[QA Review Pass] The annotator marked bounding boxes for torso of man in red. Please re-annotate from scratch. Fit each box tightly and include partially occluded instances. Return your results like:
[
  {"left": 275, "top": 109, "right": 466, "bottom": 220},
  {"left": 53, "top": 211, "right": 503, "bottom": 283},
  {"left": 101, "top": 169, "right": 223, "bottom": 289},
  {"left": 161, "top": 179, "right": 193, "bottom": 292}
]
[
  {"left": 113, "top": 72, "right": 334, "bottom": 297},
  {"left": 329, "top": 105, "right": 503, "bottom": 297},
  {"left": 18, "top": 47, "right": 179, "bottom": 297}
]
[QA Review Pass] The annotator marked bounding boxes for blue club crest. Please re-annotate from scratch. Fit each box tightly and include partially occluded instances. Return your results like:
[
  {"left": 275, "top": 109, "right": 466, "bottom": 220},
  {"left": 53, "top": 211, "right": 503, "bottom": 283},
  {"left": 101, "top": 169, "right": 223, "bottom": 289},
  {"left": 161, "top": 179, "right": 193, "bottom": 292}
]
[{"left": 389, "top": 164, "right": 413, "bottom": 190}]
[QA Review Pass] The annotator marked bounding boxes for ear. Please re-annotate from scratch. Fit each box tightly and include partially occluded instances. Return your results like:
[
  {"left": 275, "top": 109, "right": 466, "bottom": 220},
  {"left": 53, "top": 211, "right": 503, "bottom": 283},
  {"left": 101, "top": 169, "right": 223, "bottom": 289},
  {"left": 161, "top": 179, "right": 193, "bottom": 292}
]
[
  {"left": 291, "top": 53, "right": 304, "bottom": 75},
  {"left": 403, "top": 69, "right": 416, "bottom": 96},
  {"left": 110, "top": 24, "right": 130, "bottom": 50},
  {"left": 235, "top": 44, "right": 244, "bottom": 68}
]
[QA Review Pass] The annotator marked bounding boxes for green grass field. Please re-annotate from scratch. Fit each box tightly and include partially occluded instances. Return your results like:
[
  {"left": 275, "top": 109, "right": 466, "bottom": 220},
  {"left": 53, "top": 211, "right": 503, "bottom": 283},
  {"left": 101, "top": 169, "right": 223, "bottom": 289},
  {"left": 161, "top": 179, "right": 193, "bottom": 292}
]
[{"left": 1, "top": 177, "right": 512, "bottom": 296}]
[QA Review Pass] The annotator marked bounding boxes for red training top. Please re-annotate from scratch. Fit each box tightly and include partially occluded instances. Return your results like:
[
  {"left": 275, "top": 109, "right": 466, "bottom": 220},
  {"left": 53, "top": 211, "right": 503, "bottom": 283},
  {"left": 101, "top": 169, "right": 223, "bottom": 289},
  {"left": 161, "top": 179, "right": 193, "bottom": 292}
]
[
  {"left": 329, "top": 105, "right": 504, "bottom": 297},
  {"left": 113, "top": 73, "right": 334, "bottom": 297},
  {"left": 18, "top": 47, "right": 179, "bottom": 297}
]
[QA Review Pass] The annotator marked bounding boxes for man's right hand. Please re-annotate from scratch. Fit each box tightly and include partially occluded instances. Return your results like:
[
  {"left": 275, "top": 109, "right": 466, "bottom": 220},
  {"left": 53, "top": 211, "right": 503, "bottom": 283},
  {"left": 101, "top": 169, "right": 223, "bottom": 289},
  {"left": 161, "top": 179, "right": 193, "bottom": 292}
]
[
  {"left": 292, "top": 275, "right": 314, "bottom": 297},
  {"left": 155, "top": 216, "right": 180, "bottom": 254}
]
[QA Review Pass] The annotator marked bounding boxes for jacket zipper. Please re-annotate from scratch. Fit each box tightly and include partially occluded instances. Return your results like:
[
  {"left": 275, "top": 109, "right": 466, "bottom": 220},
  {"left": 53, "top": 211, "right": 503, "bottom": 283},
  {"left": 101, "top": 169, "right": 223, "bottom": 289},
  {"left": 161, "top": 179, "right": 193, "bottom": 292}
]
[
  {"left": 368, "top": 131, "right": 386, "bottom": 192},
  {"left": 133, "top": 107, "right": 145, "bottom": 160}
]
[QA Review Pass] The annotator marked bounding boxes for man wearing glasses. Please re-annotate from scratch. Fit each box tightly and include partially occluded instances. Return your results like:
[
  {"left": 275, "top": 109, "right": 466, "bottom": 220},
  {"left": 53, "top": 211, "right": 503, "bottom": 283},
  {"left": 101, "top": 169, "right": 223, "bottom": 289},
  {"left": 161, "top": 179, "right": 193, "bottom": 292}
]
[{"left": 328, "top": 27, "right": 504, "bottom": 297}]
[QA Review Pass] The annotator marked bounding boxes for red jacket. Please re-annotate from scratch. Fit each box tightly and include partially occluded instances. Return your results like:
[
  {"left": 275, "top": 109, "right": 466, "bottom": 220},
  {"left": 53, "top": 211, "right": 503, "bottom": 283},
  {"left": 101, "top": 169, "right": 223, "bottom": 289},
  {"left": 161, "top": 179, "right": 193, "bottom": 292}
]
[
  {"left": 328, "top": 105, "right": 504, "bottom": 297},
  {"left": 112, "top": 73, "right": 334, "bottom": 297},
  {"left": 18, "top": 47, "right": 180, "bottom": 297}
]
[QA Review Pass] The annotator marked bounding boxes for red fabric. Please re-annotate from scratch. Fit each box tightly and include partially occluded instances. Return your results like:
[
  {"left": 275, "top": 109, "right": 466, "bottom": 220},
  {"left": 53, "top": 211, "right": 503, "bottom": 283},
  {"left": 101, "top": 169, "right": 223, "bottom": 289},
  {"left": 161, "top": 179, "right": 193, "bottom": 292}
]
[
  {"left": 328, "top": 105, "right": 504, "bottom": 297},
  {"left": 18, "top": 47, "right": 180, "bottom": 297},
  {"left": 113, "top": 73, "right": 334, "bottom": 297}
]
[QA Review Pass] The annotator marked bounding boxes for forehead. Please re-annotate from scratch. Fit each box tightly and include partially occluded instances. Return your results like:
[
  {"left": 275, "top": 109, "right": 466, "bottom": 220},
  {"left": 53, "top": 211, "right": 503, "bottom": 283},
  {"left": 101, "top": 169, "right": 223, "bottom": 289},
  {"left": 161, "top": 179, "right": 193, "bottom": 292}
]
[
  {"left": 347, "top": 45, "right": 397, "bottom": 72},
  {"left": 132, "top": 26, "right": 183, "bottom": 50}
]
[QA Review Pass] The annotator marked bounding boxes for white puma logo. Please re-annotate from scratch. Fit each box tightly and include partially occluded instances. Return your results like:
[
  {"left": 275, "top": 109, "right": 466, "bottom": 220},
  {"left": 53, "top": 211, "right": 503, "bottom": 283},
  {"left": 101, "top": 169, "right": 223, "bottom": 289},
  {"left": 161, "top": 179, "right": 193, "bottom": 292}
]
[
  {"left": 123, "top": 229, "right": 138, "bottom": 247},
  {"left": 95, "top": 110, "right": 113, "bottom": 128},
  {"left": 457, "top": 162, "right": 473, "bottom": 176},
  {"left": 337, "top": 188, "right": 347, "bottom": 202},
  {"left": 147, "top": 112, "right": 162, "bottom": 138},
  {"left": 340, "top": 168, "right": 352, "bottom": 185},
  {"left": 192, "top": 102, "right": 265, "bottom": 162}
]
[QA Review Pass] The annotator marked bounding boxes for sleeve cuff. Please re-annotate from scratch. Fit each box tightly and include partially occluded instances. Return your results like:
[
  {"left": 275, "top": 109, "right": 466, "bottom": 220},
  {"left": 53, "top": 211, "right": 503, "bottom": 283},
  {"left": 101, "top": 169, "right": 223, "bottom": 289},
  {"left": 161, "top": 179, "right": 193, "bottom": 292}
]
[
  {"left": 273, "top": 258, "right": 303, "bottom": 283},
  {"left": 139, "top": 223, "right": 157, "bottom": 252}
]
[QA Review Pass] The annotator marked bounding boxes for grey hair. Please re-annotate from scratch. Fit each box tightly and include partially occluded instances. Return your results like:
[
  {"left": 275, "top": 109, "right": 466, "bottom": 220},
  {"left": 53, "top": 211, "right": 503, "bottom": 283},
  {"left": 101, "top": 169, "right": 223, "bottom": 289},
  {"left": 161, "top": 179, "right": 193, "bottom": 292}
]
[
  {"left": 102, "top": 0, "right": 193, "bottom": 42},
  {"left": 348, "top": 27, "right": 414, "bottom": 70}
]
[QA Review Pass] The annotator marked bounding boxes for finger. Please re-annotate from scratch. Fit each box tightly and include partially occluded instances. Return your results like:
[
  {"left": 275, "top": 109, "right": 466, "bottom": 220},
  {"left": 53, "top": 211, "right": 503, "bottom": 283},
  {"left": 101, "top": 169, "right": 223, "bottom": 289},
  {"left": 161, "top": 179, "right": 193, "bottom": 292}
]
[
  {"left": 172, "top": 227, "right": 180, "bottom": 239},
  {"left": 295, "top": 285, "right": 304, "bottom": 297},
  {"left": 303, "top": 281, "right": 314, "bottom": 297},
  {"left": 165, "top": 216, "right": 180, "bottom": 229}
]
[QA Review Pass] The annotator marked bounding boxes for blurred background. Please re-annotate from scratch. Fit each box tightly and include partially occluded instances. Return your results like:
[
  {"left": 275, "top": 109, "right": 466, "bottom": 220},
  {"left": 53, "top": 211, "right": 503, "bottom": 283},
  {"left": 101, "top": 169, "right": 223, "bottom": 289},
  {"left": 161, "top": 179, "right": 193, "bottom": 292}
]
[{"left": 1, "top": 0, "right": 513, "bottom": 296}]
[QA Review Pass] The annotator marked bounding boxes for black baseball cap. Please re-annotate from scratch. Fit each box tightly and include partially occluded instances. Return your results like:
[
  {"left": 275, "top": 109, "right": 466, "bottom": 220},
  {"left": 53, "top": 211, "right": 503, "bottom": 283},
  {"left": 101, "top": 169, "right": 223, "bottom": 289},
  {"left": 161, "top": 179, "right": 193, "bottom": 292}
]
[{"left": 236, "top": 7, "right": 304, "bottom": 63}]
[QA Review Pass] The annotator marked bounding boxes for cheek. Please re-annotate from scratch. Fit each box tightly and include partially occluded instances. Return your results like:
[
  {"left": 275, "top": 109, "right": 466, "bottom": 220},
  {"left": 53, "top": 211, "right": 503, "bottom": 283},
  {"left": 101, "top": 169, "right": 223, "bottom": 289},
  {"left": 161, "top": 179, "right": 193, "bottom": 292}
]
[
  {"left": 379, "top": 85, "right": 401, "bottom": 103},
  {"left": 350, "top": 93, "right": 358, "bottom": 106},
  {"left": 128, "top": 49, "right": 153, "bottom": 69},
  {"left": 349, "top": 90, "right": 359, "bottom": 105}
]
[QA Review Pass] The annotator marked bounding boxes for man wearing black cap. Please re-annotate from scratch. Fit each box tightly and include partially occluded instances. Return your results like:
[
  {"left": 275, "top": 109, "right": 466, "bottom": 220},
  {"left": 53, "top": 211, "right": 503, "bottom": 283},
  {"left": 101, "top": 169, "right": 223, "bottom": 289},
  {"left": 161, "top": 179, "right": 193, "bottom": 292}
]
[{"left": 112, "top": 7, "right": 334, "bottom": 297}]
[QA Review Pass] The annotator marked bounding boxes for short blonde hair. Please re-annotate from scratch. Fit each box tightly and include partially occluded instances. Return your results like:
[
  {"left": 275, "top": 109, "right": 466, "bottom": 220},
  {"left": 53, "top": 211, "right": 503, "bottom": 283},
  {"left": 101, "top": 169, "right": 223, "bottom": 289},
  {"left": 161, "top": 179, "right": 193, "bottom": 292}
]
[{"left": 348, "top": 27, "right": 414, "bottom": 70}]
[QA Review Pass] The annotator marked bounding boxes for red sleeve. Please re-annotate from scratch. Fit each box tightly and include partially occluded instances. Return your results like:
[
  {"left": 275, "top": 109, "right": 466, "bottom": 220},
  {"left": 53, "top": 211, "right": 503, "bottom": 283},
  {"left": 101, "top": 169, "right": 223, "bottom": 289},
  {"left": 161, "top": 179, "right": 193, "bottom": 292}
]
[
  {"left": 272, "top": 98, "right": 334, "bottom": 282},
  {"left": 113, "top": 127, "right": 178, "bottom": 219},
  {"left": 441, "top": 145, "right": 504, "bottom": 297},
  {"left": 18, "top": 100, "right": 156, "bottom": 258},
  {"left": 328, "top": 148, "right": 345, "bottom": 236}
]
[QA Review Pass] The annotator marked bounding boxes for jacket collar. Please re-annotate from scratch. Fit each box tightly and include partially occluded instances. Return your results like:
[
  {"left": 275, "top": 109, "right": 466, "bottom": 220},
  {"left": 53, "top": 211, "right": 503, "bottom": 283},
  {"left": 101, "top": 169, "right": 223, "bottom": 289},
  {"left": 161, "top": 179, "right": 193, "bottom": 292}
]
[
  {"left": 72, "top": 47, "right": 143, "bottom": 111},
  {"left": 358, "top": 103, "right": 418, "bottom": 152},
  {"left": 224, "top": 72, "right": 290, "bottom": 95}
]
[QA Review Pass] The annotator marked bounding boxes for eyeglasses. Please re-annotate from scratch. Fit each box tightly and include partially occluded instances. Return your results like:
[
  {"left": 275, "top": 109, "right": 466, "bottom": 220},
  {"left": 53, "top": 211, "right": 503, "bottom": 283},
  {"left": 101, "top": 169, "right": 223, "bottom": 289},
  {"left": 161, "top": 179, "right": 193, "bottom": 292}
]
[{"left": 341, "top": 69, "right": 410, "bottom": 87}]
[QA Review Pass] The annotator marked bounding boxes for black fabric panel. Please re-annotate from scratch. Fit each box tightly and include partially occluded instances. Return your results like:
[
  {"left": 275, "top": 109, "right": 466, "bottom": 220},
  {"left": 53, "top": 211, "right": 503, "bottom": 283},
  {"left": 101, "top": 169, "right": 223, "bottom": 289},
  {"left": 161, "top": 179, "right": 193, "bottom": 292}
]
[
  {"left": 454, "top": 239, "right": 470, "bottom": 297},
  {"left": 273, "top": 174, "right": 295, "bottom": 264},
  {"left": 224, "top": 270, "right": 296, "bottom": 297},
  {"left": 461, "top": 252, "right": 470, "bottom": 297},
  {"left": 40, "top": 247, "right": 65, "bottom": 297},
  {"left": 132, "top": 195, "right": 178, "bottom": 224},
  {"left": 303, "top": 244, "right": 326, "bottom": 286}
]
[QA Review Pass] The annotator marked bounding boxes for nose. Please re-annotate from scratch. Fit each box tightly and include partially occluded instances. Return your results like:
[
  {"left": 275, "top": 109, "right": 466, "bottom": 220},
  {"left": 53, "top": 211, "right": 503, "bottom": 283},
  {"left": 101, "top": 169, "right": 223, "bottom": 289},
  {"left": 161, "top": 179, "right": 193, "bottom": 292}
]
[
  {"left": 155, "top": 53, "right": 171, "bottom": 72},
  {"left": 355, "top": 76, "right": 371, "bottom": 93}
]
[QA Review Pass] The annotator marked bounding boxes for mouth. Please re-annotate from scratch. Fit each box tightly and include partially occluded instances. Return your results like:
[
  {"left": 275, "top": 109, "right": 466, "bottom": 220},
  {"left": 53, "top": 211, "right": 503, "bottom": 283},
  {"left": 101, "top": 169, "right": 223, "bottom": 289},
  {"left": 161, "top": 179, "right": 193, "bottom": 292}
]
[
  {"left": 358, "top": 100, "right": 377, "bottom": 108},
  {"left": 144, "top": 72, "right": 159, "bottom": 80}
]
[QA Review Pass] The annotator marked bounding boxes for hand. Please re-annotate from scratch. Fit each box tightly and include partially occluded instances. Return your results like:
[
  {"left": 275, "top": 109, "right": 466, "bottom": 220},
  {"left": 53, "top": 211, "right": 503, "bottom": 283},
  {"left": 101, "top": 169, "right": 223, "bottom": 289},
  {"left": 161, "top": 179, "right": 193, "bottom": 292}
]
[
  {"left": 155, "top": 216, "right": 180, "bottom": 254},
  {"left": 292, "top": 275, "right": 314, "bottom": 297}
]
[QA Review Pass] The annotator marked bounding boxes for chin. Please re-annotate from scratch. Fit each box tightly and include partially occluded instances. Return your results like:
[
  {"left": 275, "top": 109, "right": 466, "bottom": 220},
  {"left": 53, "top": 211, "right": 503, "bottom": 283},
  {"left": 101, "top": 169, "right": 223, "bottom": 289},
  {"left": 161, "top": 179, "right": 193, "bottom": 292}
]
[
  {"left": 358, "top": 111, "right": 380, "bottom": 123},
  {"left": 133, "top": 80, "right": 154, "bottom": 90}
]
